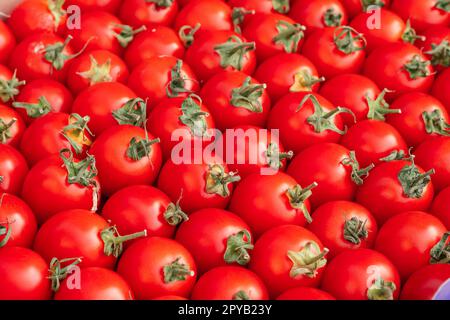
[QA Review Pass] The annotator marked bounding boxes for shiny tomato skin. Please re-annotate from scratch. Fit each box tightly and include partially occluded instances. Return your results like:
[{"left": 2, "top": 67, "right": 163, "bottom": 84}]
[
  {"left": 415, "top": 26, "right": 450, "bottom": 69},
  {"left": 0, "top": 246, "right": 51, "bottom": 300},
  {"left": 400, "top": 264, "right": 450, "bottom": 300},
  {"left": 340, "top": 0, "right": 390, "bottom": 18},
  {"left": 117, "top": 237, "right": 197, "bottom": 299},
  {"left": 431, "top": 68, "right": 450, "bottom": 112},
  {"left": 0, "top": 104, "right": 26, "bottom": 147},
  {"left": 228, "top": 0, "right": 283, "bottom": 15},
  {"left": 153, "top": 295, "right": 187, "bottom": 300},
  {"left": 431, "top": 186, "right": 450, "bottom": 229},
  {"left": 321, "top": 248, "right": 400, "bottom": 300},
  {"left": 119, "top": 0, "right": 179, "bottom": 27},
  {"left": 0, "top": 144, "right": 28, "bottom": 195},
  {"left": 175, "top": 208, "right": 253, "bottom": 274},
  {"left": 0, "top": 20, "right": 15, "bottom": 63},
  {"left": 276, "top": 287, "right": 336, "bottom": 300},
  {"left": 54, "top": 267, "right": 134, "bottom": 300},
  {"left": 64, "top": 0, "right": 122, "bottom": 13},
  {"left": 375, "top": 211, "right": 446, "bottom": 281}
]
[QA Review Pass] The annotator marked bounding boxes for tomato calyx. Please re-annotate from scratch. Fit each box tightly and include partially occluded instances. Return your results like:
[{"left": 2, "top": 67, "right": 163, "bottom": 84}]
[
  {"left": 167, "top": 60, "right": 196, "bottom": 98},
  {"left": 48, "top": 0, "right": 66, "bottom": 32},
  {"left": 214, "top": 36, "right": 256, "bottom": 71},
  {"left": 0, "top": 70, "right": 25, "bottom": 103},
  {"left": 422, "top": 109, "right": 450, "bottom": 137},
  {"left": 272, "top": 20, "right": 306, "bottom": 54},
  {"left": 425, "top": 40, "right": 450, "bottom": 68},
  {"left": 401, "top": 20, "right": 425, "bottom": 45},
  {"left": 163, "top": 257, "right": 195, "bottom": 284},
  {"left": 113, "top": 98, "right": 147, "bottom": 128},
  {"left": 435, "top": 0, "right": 450, "bottom": 12},
  {"left": 62, "top": 113, "right": 93, "bottom": 155},
  {"left": 232, "top": 7, "right": 255, "bottom": 34},
  {"left": 343, "top": 217, "right": 368, "bottom": 244},
  {"left": 430, "top": 232, "right": 450, "bottom": 264},
  {"left": 333, "top": 26, "right": 367, "bottom": 55},
  {"left": 164, "top": 195, "right": 189, "bottom": 226},
  {"left": 342, "top": 151, "right": 375, "bottom": 185},
  {"left": 101, "top": 226, "right": 148, "bottom": 258},
  {"left": 380, "top": 149, "right": 407, "bottom": 162},
  {"left": 224, "top": 230, "right": 254, "bottom": 265},
  {"left": 78, "top": 55, "right": 113, "bottom": 86},
  {"left": 48, "top": 257, "right": 83, "bottom": 292},
  {"left": 403, "top": 55, "right": 432, "bottom": 80},
  {"left": 286, "top": 182, "right": 318, "bottom": 224},
  {"left": 114, "top": 25, "right": 147, "bottom": 48},
  {"left": 361, "top": 0, "right": 386, "bottom": 11},
  {"left": 265, "top": 142, "right": 294, "bottom": 169},
  {"left": 0, "top": 118, "right": 17, "bottom": 143},
  {"left": 366, "top": 89, "right": 400, "bottom": 121},
  {"left": 60, "top": 148, "right": 98, "bottom": 187},
  {"left": 127, "top": 133, "right": 160, "bottom": 161},
  {"left": 324, "top": 8, "right": 342, "bottom": 27},
  {"left": 233, "top": 290, "right": 251, "bottom": 300},
  {"left": 290, "top": 70, "right": 325, "bottom": 92},
  {"left": 230, "top": 77, "right": 266, "bottom": 113},
  {"left": 146, "top": 0, "right": 174, "bottom": 7},
  {"left": 272, "top": 0, "right": 290, "bottom": 14},
  {"left": 179, "top": 94, "right": 210, "bottom": 137},
  {"left": 44, "top": 35, "right": 89, "bottom": 71},
  {"left": 397, "top": 156, "right": 435, "bottom": 199},
  {"left": 0, "top": 221, "right": 12, "bottom": 248},
  {"left": 205, "top": 164, "right": 241, "bottom": 197},
  {"left": 287, "top": 241, "right": 328, "bottom": 278},
  {"left": 13, "top": 96, "right": 52, "bottom": 119},
  {"left": 367, "top": 276, "right": 396, "bottom": 300},
  {"left": 179, "top": 23, "right": 201, "bottom": 48}
]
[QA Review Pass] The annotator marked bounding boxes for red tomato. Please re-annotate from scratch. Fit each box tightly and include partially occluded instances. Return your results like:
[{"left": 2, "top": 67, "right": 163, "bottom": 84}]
[
  {"left": 431, "top": 186, "right": 450, "bottom": 229},
  {"left": 249, "top": 225, "right": 328, "bottom": 297},
  {"left": 0, "top": 20, "right": 15, "bottom": 64},
  {"left": 308, "top": 201, "right": 378, "bottom": 260},
  {"left": 0, "top": 65, "right": 24, "bottom": 104},
  {"left": 64, "top": 0, "right": 122, "bottom": 13},
  {"left": 400, "top": 264, "right": 450, "bottom": 300},
  {"left": 175, "top": 208, "right": 253, "bottom": 274},
  {"left": 276, "top": 287, "right": 335, "bottom": 300},
  {"left": 321, "top": 248, "right": 400, "bottom": 300},
  {"left": 228, "top": 0, "right": 290, "bottom": 15},
  {"left": 431, "top": 66, "right": 450, "bottom": 112},
  {"left": 67, "top": 49, "right": 129, "bottom": 94},
  {"left": 0, "top": 103, "right": 26, "bottom": 147},
  {"left": 255, "top": 53, "right": 323, "bottom": 104},
  {"left": 117, "top": 237, "right": 197, "bottom": 299},
  {"left": 200, "top": 71, "right": 270, "bottom": 131},
  {"left": 0, "top": 246, "right": 51, "bottom": 300},
  {"left": 416, "top": 26, "right": 450, "bottom": 69},
  {"left": 302, "top": 26, "right": 367, "bottom": 79},
  {"left": 356, "top": 160, "right": 435, "bottom": 225},
  {"left": 375, "top": 211, "right": 447, "bottom": 280},
  {"left": 191, "top": 266, "right": 268, "bottom": 300},
  {"left": 153, "top": 295, "right": 187, "bottom": 300},
  {"left": 90, "top": 125, "right": 162, "bottom": 196},
  {"left": 54, "top": 267, "right": 134, "bottom": 300},
  {"left": 119, "top": 0, "right": 179, "bottom": 27},
  {"left": 340, "top": 0, "right": 390, "bottom": 19},
  {"left": 0, "top": 144, "right": 28, "bottom": 195}
]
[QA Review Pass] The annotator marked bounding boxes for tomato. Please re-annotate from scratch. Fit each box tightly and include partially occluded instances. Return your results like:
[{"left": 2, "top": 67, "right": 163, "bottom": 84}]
[
  {"left": 191, "top": 266, "right": 268, "bottom": 300},
  {"left": 355, "top": 160, "right": 435, "bottom": 225},
  {"left": 242, "top": 13, "right": 305, "bottom": 62},
  {"left": 228, "top": 0, "right": 290, "bottom": 15},
  {"left": 0, "top": 65, "right": 24, "bottom": 105},
  {"left": 0, "top": 246, "right": 51, "bottom": 300},
  {"left": 0, "top": 144, "right": 28, "bottom": 195},
  {"left": 375, "top": 211, "right": 447, "bottom": 280},
  {"left": 54, "top": 267, "right": 134, "bottom": 300},
  {"left": 431, "top": 67, "right": 450, "bottom": 112},
  {"left": 8, "top": 0, "right": 67, "bottom": 40},
  {"left": 276, "top": 287, "right": 335, "bottom": 300},
  {"left": 200, "top": 71, "right": 270, "bottom": 131},
  {"left": 308, "top": 201, "right": 378, "bottom": 260},
  {"left": 415, "top": 26, "right": 450, "bottom": 70},
  {"left": 302, "top": 26, "right": 367, "bottom": 79},
  {"left": 90, "top": 125, "right": 162, "bottom": 196},
  {"left": 287, "top": 143, "right": 373, "bottom": 208},
  {"left": 387, "top": 93, "right": 450, "bottom": 147},
  {"left": 431, "top": 186, "right": 450, "bottom": 229},
  {"left": 0, "top": 20, "right": 15, "bottom": 64},
  {"left": 414, "top": 137, "right": 450, "bottom": 192},
  {"left": 340, "top": 120, "right": 408, "bottom": 167},
  {"left": 321, "top": 248, "right": 400, "bottom": 300},
  {"left": 254, "top": 53, "right": 323, "bottom": 103},
  {"left": 64, "top": 0, "right": 122, "bottom": 13},
  {"left": 117, "top": 237, "right": 197, "bottom": 299},
  {"left": 249, "top": 225, "right": 328, "bottom": 297},
  {"left": 340, "top": 0, "right": 390, "bottom": 19},
  {"left": 267, "top": 92, "right": 347, "bottom": 154},
  {"left": 119, "top": 0, "right": 179, "bottom": 27},
  {"left": 12, "top": 79, "right": 73, "bottom": 124},
  {"left": 390, "top": 0, "right": 450, "bottom": 32},
  {"left": 21, "top": 151, "right": 100, "bottom": 223},
  {"left": 71, "top": 82, "right": 137, "bottom": 136},
  {"left": 0, "top": 103, "right": 26, "bottom": 147},
  {"left": 400, "top": 264, "right": 450, "bottom": 300},
  {"left": 67, "top": 49, "right": 129, "bottom": 94},
  {"left": 153, "top": 295, "right": 187, "bottom": 300},
  {"left": 175, "top": 208, "right": 253, "bottom": 274},
  {"left": 229, "top": 173, "right": 315, "bottom": 237},
  {"left": 124, "top": 26, "right": 185, "bottom": 69},
  {"left": 363, "top": 43, "right": 435, "bottom": 101},
  {"left": 127, "top": 56, "right": 199, "bottom": 110}
]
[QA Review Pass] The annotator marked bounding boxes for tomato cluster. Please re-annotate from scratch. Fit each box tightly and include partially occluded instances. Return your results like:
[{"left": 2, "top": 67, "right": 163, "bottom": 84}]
[{"left": 0, "top": 0, "right": 449, "bottom": 301}]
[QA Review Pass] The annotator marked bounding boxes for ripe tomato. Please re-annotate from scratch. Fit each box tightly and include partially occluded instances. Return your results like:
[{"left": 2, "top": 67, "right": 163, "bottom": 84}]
[
  {"left": 229, "top": 173, "right": 315, "bottom": 237},
  {"left": 254, "top": 53, "right": 323, "bottom": 103},
  {"left": 0, "top": 246, "right": 51, "bottom": 300},
  {"left": 54, "top": 267, "right": 134, "bottom": 300},
  {"left": 21, "top": 151, "right": 100, "bottom": 223},
  {"left": 287, "top": 143, "right": 373, "bottom": 208},
  {"left": 153, "top": 295, "right": 187, "bottom": 300},
  {"left": 302, "top": 26, "right": 367, "bottom": 79},
  {"left": 375, "top": 211, "right": 447, "bottom": 280},
  {"left": 321, "top": 248, "right": 400, "bottom": 300},
  {"left": 90, "top": 125, "right": 162, "bottom": 196},
  {"left": 175, "top": 208, "right": 253, "bottom": 274},
  {"left": 64, "top": 0, "right": 122, "bottom": 13},
  {"left": 363, "top": 43, "right": 435, "bottom": 101},
  {"left": 191, "top": 266, "right": 268, "bottom": 300},
  {"left": 340, "top": 0, "right": 390, "bottom": 19},
  {"left": 356, "top": 159, "right": 435, "bottom": 225},
  {"left": 431, "top": 67, "right": 450, "bottom": 112},
  {"left": 228, "top": 0, "right": 290, "bottom": 15},
  {"left": 0, "top": 103, "right": 25, "bottom": 147},
  {"left": 119, "top": 0, "right": 179, "bottom": 27},
  {"left": 276, "top": 287, "right": 335, "bottom": 300},
  {"left": 0, "top": 144, "right": 28, "bottom": 195},
  {"left": 0, "top": 65, "right": 24, "bottom": 104},
  {"left": 415, "top": 26, "right": 450, "bottom": 69},
  {"left": 400, "top": 264, "right": 450, "bottom": 300},
  {"left": 0, "top": 20, "right": 15, "bottom": 63},
  {"left": 249, "top": 225, "right": 328, "bottom": 297},
  {"left": 117, "top": 237, "right": 197, "bottom": 299},
  {"left": 67, "top": 49, "right": 129, "bottom": 94},
  {"left": 431, "top": 186, "right": 450, "bottom": 229}
]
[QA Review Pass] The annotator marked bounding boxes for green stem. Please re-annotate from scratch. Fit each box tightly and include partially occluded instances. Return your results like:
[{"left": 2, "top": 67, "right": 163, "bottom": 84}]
[
  {"left": 343, "top": 217, "right": 368, "bottom": 244},
  {"left": 179, "top": 94, "right": 210, "bottom": 137},
  {"left": 422, "top": 109, "right": 450, "bottom": 137},
  {"left": 286, "top": 182, "right": 318, "bottom": 224},
  {"left": 0, "top": 118, "right": 17, "bottom": 143},
  {"left": 272, "top": 0, "right": 290, "bottom": 14},
  {"left": 0, "top": 70, "right": 25, "bottom": 103},
  {"left": 127, "top": 136, "right": 160, "bottom": 161},
  {"left": 403, "top": 55, "right": 432, "bottom": 80},
  {"left": 205, "top": 164, "right": 240, "bottom": 197},
  {"left": 224, "top": 230, "right": 254, "bottom": 265},
  {"left": 367, "top": 276, "right": 396, "bottom": 300},
  {"left": 61, "top": 113, "right": 93, "bottom": 155},
  {"left": 265, "top": 142, "right": 293, "bottom": 170},
  {"left": 166, "top": 59, "right": 195, "bottom": 98},
  {"left": 273, "top": 20, "right": 305, "bottom": 54},
  {"left": 164, "top": 195, "right": 189, "bottom": 226},
  {"left": 425, "top": 40, "right": 450, "bottom": 68},
  {"left": 48, "top": 257, "right": 83, "bottom": 292},
  {"left": 287, "top": 241, "right": 328, "bottom": 278},
  {"left": 232, "top": 7, "right": 255, "bottom": 34},
  {"left": 366, "top": 89, "right": 400, "bottom": 121},
  {"left": 214, "top": 36, "right": 256, "bottom": 71},
  {"left": 101, "top": 226, "right": 147, "bottom": 258},
  {"left": 401, "top": 19, "right": 425, "bottom": 45},
  {"left": 324, "top": 8, "right": 342, "bottom": 27},
  {"left": 112, "top": 98, "right": 147, "bottom": 128},
  {"left": 230, "top": 77, "right": 266, "bottom": 113},
  {"left": 289, "top": 70, "right": 325, "bottom": 92},
  {"left": 114, "top": 25, "right": 146, "bottom": 48},
  {"left": 163, "top": 257, "right": 194, "bottom": 283},
  {"left": 430, "top": 232, "right": 450, "bottom": 264},
  {"left": 178, "top": 23, "right": 201, "bottom": 48},
  {"left": 397, "top": 156, "right": 434, "bottom": 198},
  {"left": 13, "top": 96, "right": 52, "bottom": 119},
  {"left": 341, "top": 151, "right": 375, "bottom": 185},
  {"left": 333, "top": 26, "right": 367, "bottom": 54},
  {"left": 77, "top": 55, "right": 113, "bottom": 85}
]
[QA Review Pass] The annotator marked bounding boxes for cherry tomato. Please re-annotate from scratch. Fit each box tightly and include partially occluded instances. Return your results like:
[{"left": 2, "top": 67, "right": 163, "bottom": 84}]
[
  {"left": 153, "top": 295, "right": 187, "bottom": 300},
  {"left": 431, "top": 186, "right": 450, "bottom": 229},
  {"left": 119, "top": 0, "right": 179, "bottom": 28},
  {"left": 416, "top": 26, "right": 450, "bottom": 70},
  {"left": 0, "top": 103, "right": 25, "bottom": 147},
  {"left": 276, "top": 287, "right": 335, "bottom": 300},
  {"left": 0, "top": 20, "right": 15, "bottom": 63},
  {"left": 65, "top": 0, "right": 122, "bottom": 13},
  {"left": 340, "top": 0, "right": 390, "bottom": 19},
  {"left": 0, "top": 64, "right": 24, "bottom": 105},
  {"left": 228, "top": 0, "right": 290, "bottom": 15},
  {"left": 431, "top": 67, "right": 450, "bottom": 112},
  {"left": 0, "top": 144, "right": 28, "bottom": 195},
  {"left": 400, "top": 264, "right": 450, "bottom": 300}
]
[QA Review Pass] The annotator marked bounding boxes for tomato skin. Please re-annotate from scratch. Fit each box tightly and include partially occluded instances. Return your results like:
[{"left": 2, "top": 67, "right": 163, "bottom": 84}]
[
  {"left": 34, "top": 210, "right": 115, "bottom": 268},
  {"left": 340, "top": 0, "right": 390, "bottom": 18},
  {"left": 119, "top": 0, "right": 179, "bottom": 27},
  {"left": 64, "top": 0, "right": 122, "bottom": 13},
  {"left": 0, "top": 144, "right": 28, "bottom": 195},
  {"left": 0, "top": 247, "right": 52, "bottom": 300},
  {"left": 432, "top": 69, "right": 450, "bottom": 114},
  {"left": 0, "top": 20, "right": 15, "bottom": 64},
  {"left": 124, "top": 26, "right": 185, "bottom": 69},
  {"left": 117, "top": 237, "right": 197, "bottom": 299},
  {"left": 90, "top": 125, "right": 162, "bottom": 196},
  {"left": 54, "top": 267, "right": 134, "bottom": 300},
  {"left": 0, "top": 104, "right": 26, "bottom": 148},
  {"left": 153, "top": 295, "right": 187, "bottom": 300},
  {"left": 228, "top": 0, "right": 283, "bottom": 15},
  {"left": 340, "top": 120, "right": 408, "bottom": 167},
  {"left": 415, "top": 26, "right": 450, "bottom": 69},
  {"left": 321, "top": 248, "right": 400, "bottom": 300},
  {"left": 276, "top": 287, "right": 336, "bottom": 300},
  {"left": 375, "top": 211, "right": 446, "bottom": 281},
  {"left": 308, "top": 201, "right": 378, "bottom": 260},
  {"left": 175, "top": 208, "right": 253, "bottom": 274},
  {"left": 400, "top": 264, "right": 450, "bottom": 300},
  {"left": 431, "top": 186, "right": 450, "bottom": 229},
  {"left": 102, "top": 185, "right": 176, "bottom": 239}
]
